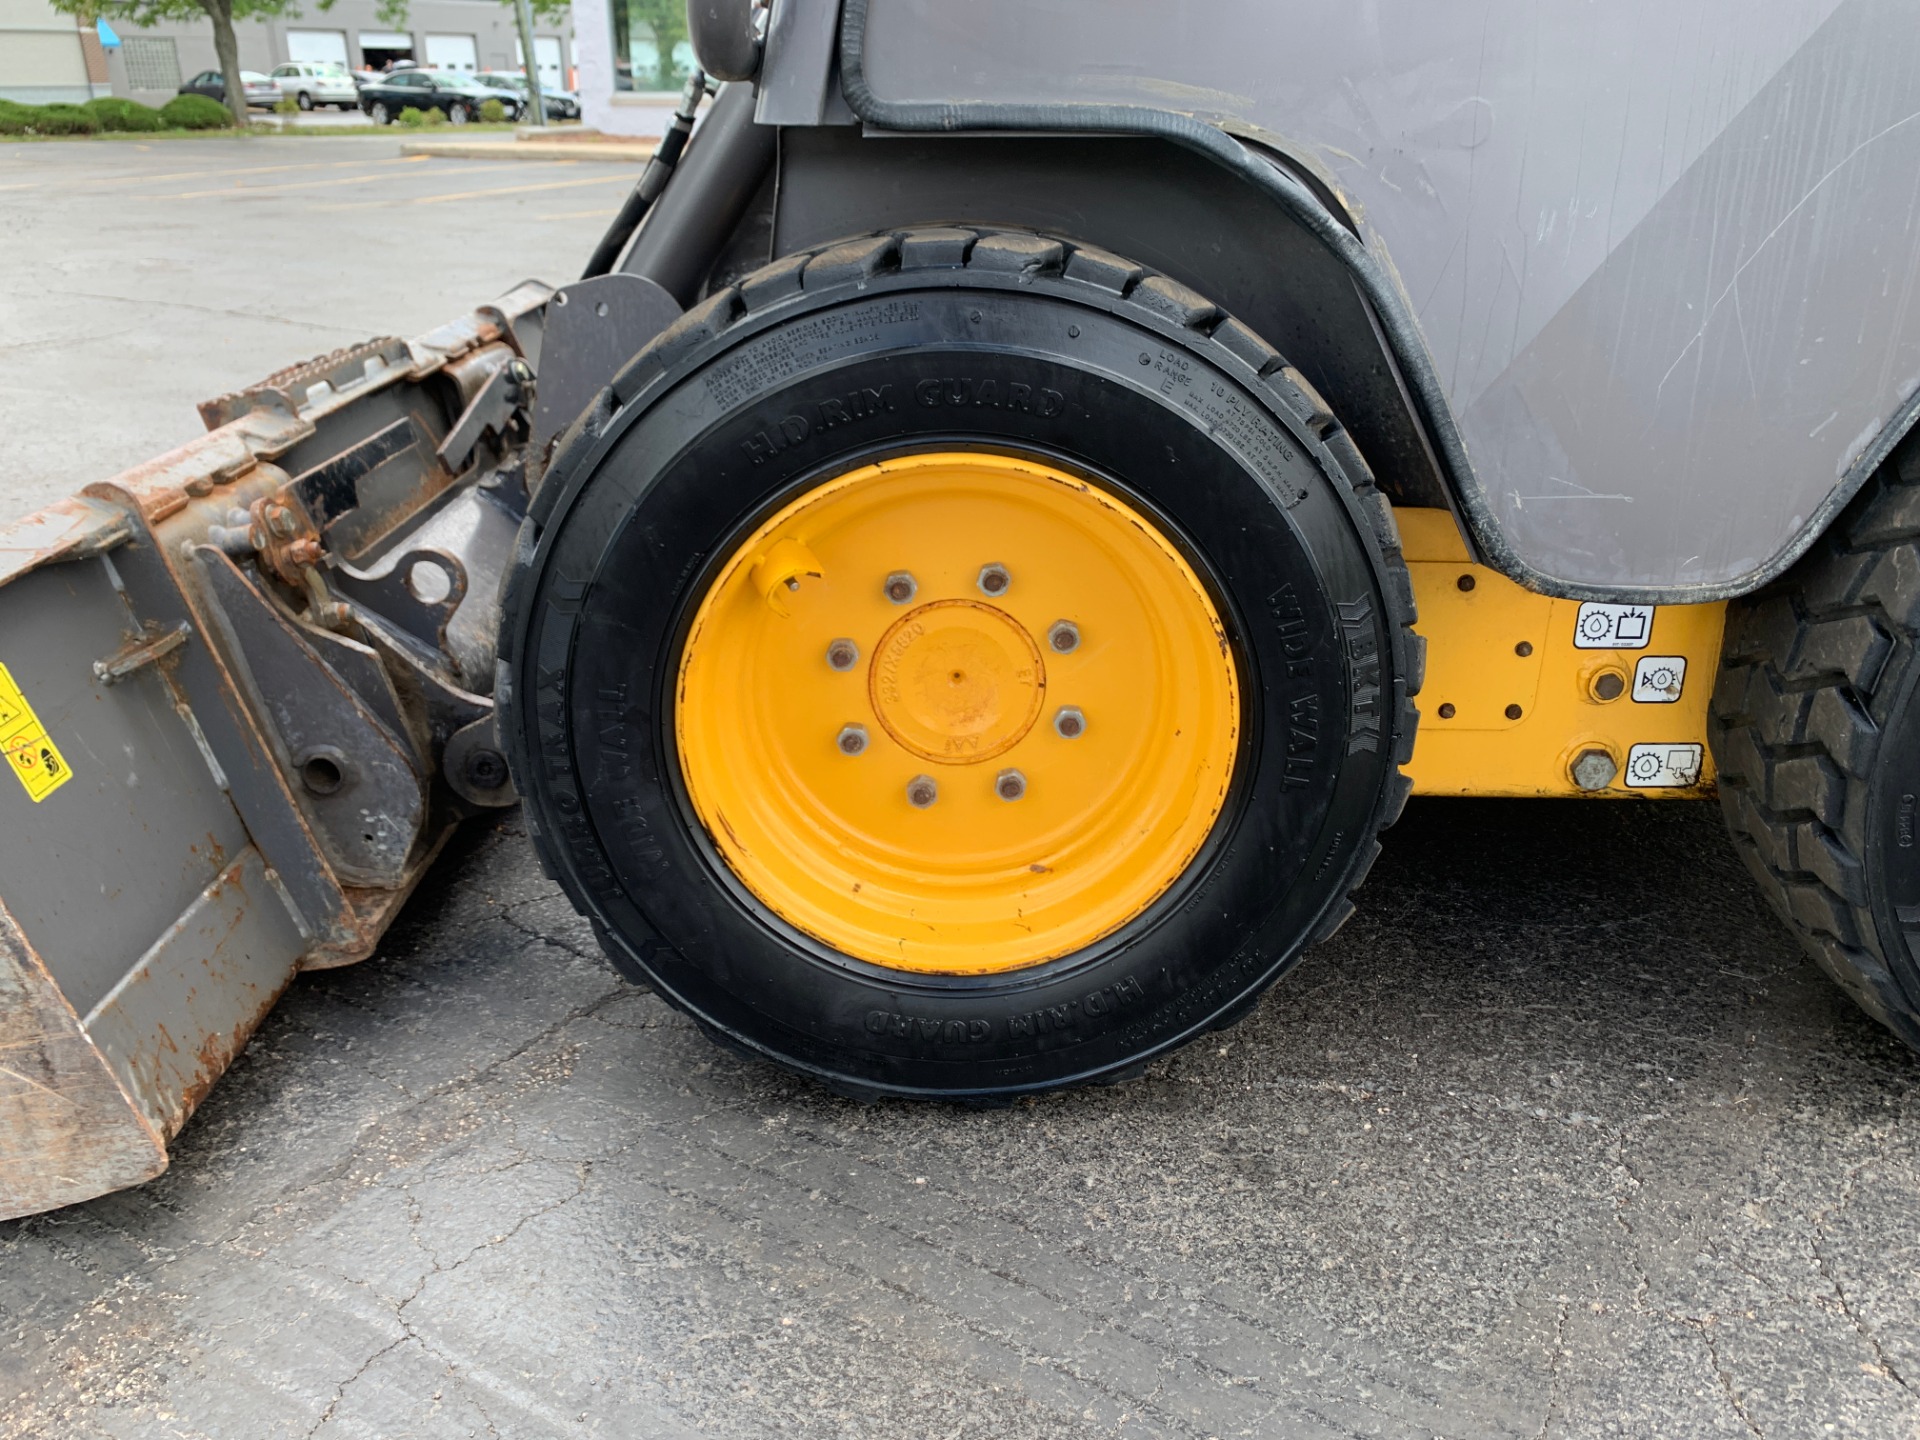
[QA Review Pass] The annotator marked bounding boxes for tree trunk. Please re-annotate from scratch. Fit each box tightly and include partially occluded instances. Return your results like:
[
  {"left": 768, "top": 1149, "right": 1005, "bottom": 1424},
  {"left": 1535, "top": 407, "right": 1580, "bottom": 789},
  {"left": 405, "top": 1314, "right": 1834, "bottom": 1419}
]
[{"left": 201, "top": 0, "right": 246, "bottom": 128}]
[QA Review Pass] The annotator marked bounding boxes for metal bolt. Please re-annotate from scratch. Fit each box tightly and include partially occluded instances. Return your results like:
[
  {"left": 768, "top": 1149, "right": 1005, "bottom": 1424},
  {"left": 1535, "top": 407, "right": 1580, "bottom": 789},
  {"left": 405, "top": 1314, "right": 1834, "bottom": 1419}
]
[
  {"left": 907, "top": 774, "right": 938, "bottom": 808},
  {"left": 885, "top": 571, "right": 918, "bottom": 604},
  {"left": 995, "top": 769, "right": 1027, "bottom": 801},
  {"left": 1590, "top": 669, "right": 1626, "bottom": 702},
  {"left": 464, "top": 748, "right": 509, "bottom": 790},
  {"left": 1437, "top": 703, "right": 1456, "bottom": 719},
  {"left": 264, "top": 505, "right": 298, "bottom": 539},
  {"left": 1047, "top": 620, "right": 1080, "bottom": 654},
  {"left": 977, "top": 563, "right": 1011, "bottom": 597},
  {"left": 827, "top": 639, "right": 860, "bottom": 671},
  {"left": 1504, "top": 703, "right": 1523, "bottom": 720},
  {"left": 1457, "top": 573, "right": 1476, "bottom": 592},
  {"left": 1053, "top": 706, "right": 1086, "bottom": 739},
  {"left": 1570, "top": 748, "right": 1618, "bottom": 792},
  {"left": 1515, "top": 641, "right": 1534, "bottom": 657},
  {"left": 837, "top": 724, "right": 868, "bottom": 756}
]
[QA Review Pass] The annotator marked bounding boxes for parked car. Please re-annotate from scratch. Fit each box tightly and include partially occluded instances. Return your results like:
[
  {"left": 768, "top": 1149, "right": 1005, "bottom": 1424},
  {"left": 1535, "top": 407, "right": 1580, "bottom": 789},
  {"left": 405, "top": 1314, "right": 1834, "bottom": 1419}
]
[
  {"left": 444, "top": 72, "right": 530, "bottom": 117},
  {"left": 177, "top": 70, "right": 279, "bottom": 110},
  {"left": 358, "top": 70, "right": 521, "bottom": 125},
  {"left": 474, "top": 70, "right": 582, "bottom": 121},
  {"left": 269, "top": 62, "right": 359, "bottom": 111}
]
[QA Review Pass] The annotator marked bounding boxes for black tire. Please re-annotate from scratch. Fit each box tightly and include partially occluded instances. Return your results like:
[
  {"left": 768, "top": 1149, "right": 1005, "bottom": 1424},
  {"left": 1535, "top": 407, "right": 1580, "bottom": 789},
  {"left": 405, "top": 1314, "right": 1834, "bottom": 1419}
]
[
  {"left": 500, "top": 228, "right": 1422, "bottom": 1098},
  {"left": 369, "top": 102, "right": 390, "bottom": 126},
  {"left": 296, "top": 91, "right": 313, "bottom": 111},
  {"left": 1709, "top": 435, "right": 1920, "bottom": 1049}
]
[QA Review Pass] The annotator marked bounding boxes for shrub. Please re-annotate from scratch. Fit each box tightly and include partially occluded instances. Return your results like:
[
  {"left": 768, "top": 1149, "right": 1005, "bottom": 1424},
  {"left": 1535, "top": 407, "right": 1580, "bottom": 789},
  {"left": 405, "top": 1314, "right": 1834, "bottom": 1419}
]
[
  {"left": 420, "top": 105, "right": 447, "bottom": 127},
  {"left": 83, "top": 97, "right": 163, "bottom": 132},
  {"left": 159, "top": 93, "right": 233, "bottom": 130},
  {"left": 0, "top": 101, "right": 31, "bottom": 136},
  {"left": 26, "top": 104, "right": 99, "bottom": 135},
  {"left": 274, "top": 95, "right": 300, "bottom": 115},
  {"left": 397, "top": 105, "right": 428, "bottom": 127},
  {"left": 478, "top": 98, "right": 507, "bottom": 123}
]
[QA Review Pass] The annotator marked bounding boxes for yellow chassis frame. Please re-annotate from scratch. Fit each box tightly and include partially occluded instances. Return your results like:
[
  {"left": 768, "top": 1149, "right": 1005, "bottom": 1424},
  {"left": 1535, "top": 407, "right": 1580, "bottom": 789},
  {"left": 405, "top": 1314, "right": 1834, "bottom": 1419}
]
[{"left": 1397, "top": 510, "right": 1725, "bottom": 798}]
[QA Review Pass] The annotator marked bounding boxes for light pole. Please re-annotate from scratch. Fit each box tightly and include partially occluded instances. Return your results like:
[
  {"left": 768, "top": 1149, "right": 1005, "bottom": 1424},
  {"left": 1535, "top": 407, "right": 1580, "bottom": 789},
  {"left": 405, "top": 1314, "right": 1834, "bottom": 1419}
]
[{"left": 512, "top": 0, "right": 548, "bottom": 127}]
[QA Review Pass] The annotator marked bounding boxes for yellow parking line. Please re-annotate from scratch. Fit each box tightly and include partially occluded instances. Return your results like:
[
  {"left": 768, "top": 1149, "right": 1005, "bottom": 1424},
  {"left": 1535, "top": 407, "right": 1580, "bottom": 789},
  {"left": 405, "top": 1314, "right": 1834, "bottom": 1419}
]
[
  {"left": 541, "top": 207, "right": 621, "bottom": 220},
  {"left": 412, "top": 173, "right": 632, "bottom": 205},
  {"left": 311, "top": 172, "right": 634, "bottom": 212},
  {"left": 156, "top": 161, "right": 528, "bottom": 200},
  {"left": 77, "top": 154, "right": 430, "bottom": 189}
]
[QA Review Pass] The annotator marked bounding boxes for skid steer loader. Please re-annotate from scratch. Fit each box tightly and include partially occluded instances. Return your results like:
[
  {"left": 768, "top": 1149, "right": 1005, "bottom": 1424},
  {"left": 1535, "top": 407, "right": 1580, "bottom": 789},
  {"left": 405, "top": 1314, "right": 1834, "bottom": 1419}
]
[{"left": 7, "top": 0, "right": 1920, "bottom": 1219}]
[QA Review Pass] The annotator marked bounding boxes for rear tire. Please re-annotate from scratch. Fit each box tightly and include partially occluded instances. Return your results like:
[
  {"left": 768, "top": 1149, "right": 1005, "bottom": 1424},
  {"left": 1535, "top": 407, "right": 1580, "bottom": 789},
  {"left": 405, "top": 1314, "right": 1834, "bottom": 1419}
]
[
  {"left": 502, "top": 228, "right": 1423, "bottom": 1098},
  {"left": 369, "top": 102, "right": 389, "bottom": 125},
  {"left": 1709, "top": 435, "right": 1920, "bottom": 1049},
  {"left": 448, "top": 103, "right": 469, "bottom": 126}
]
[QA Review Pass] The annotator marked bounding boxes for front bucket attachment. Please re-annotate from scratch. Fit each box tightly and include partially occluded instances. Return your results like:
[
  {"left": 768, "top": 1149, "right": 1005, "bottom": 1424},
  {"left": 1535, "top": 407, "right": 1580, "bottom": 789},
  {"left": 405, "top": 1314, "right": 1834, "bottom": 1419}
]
[{"left": 0, "top": 286, "right": 548, "bottom": 1219}]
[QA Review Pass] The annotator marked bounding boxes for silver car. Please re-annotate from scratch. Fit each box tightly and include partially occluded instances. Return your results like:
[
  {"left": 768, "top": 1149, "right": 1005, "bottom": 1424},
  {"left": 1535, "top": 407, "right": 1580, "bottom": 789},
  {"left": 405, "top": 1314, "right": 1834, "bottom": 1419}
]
[{"left": 268, "top": 61, "right": 359, "bottom": 111}]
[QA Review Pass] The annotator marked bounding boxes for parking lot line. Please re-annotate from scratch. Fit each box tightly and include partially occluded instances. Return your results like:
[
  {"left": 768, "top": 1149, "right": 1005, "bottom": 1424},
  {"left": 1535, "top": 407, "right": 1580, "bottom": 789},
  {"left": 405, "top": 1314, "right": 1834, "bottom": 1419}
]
[
  {"left": 69, "top": 154, "right": 432, "bottom": 190},
  {"left": 312, "top": 172, "right": 636, "bottom": 212},
  {"left": 154, "top": 161, "right": 535, "bottom": 200},
  {"left": 412, "top": 173, "right": 635, "bottom": 205}
]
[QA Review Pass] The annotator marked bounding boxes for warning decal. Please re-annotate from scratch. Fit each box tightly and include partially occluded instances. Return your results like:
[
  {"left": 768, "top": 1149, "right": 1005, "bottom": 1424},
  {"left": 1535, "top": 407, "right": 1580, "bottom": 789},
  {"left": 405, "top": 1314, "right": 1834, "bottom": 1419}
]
[{"left": 0, "top": 662, "right": 74, "bottom": 803}]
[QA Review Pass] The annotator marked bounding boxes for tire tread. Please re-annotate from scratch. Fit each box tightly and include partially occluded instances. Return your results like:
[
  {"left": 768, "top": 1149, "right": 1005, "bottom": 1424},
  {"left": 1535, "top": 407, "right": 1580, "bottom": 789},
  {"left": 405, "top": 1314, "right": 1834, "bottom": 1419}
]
[{"left": 1709, "top": 441, "right": 1920, "bottom": 1048}]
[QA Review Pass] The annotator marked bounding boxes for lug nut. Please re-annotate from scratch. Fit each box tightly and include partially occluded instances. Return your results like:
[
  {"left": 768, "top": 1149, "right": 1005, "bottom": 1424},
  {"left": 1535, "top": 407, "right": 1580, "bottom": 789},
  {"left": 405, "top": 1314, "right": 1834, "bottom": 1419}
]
[
  {"left": 1053, "top": 706, "right": 1086, "bottom": 739},
  {"left": 907, "top": 774, "right": 938, "bottom": 808},
  {"left": 1570, "top": 747, "right": 1618, "bottom": 792},
  {"left": 995, "top": 769, "right": 1028, "bottom": 802},
  {"left": 1047, "top": 620, "right": 1080, "bottom": 653},
  {"left": 976, "top": 563, "right": 1011, "bottom": 597},
  {"left": 837, "top": 724, "right": 868, "bottom": 756},
  {"left": 885, "top": 571, "right": 918, "bottom": 605},
  {"left": 826, "top": 638, "right": 860, "bottom": 671}
]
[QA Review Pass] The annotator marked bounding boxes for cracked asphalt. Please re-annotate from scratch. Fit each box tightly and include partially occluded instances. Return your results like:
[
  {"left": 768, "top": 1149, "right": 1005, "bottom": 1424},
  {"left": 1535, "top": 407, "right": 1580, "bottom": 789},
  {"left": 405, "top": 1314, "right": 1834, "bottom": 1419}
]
[{"left": 4, "top": 138, "right": 1920, "bottom": 1439}]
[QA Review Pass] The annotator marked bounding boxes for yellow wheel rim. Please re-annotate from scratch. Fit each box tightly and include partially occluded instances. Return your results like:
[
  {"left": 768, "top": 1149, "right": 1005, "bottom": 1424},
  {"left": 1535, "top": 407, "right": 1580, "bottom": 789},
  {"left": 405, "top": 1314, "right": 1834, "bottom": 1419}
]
[{"left": 675, "top": 451, "right": 1240, "bottom": 974}]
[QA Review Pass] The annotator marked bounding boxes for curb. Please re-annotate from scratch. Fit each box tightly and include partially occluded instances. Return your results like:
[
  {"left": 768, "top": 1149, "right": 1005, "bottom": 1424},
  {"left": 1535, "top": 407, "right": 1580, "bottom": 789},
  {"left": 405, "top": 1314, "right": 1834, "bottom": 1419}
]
[{"left": 398, "top": 138, "right": 657, "bottom": 162}]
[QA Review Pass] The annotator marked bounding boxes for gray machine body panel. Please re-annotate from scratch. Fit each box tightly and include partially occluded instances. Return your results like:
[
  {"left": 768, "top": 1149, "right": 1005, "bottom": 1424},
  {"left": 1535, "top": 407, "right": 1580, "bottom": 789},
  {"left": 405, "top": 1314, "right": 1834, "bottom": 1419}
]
[{"left": 852, "top": 0, "right": 1920, "bottom": 596}]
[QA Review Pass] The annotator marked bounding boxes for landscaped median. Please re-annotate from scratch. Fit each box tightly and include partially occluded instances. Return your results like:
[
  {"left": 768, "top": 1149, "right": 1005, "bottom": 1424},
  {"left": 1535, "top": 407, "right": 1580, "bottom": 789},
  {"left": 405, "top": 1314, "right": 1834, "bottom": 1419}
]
[{"left": 0, "top": 93, "right": 232, "bottom": 137}]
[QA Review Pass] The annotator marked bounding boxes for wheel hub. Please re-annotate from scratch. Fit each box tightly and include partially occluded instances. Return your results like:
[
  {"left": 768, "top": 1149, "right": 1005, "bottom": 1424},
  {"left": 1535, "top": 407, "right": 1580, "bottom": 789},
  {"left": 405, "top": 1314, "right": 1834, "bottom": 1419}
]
[
  {"left": 869, "top": 600, "right": 1044, "bottom": 764},
  {"left": 674, "top": 450, "right": 1240, "bottom": 974}
]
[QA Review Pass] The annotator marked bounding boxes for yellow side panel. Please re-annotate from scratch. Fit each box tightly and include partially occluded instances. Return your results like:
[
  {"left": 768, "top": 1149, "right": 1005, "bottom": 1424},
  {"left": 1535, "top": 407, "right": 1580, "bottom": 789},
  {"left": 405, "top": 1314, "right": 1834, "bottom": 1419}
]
[{"left": 1396, "top": 510, "right": 1726, "bottom": 798}]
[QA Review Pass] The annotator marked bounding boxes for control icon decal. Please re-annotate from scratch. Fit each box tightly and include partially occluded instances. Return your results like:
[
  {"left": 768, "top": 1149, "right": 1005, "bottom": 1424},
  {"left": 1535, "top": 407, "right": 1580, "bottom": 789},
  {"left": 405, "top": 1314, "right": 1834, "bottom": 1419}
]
[
  {"left": 1574, "top": 602, "right": 1655, "bottom": 650},
  {"left": 1632, "top": 655, "right": 1687, "bottom": 702},
  {"left": 1624, "top": 742, "right": 1703, "bottom": 788}
]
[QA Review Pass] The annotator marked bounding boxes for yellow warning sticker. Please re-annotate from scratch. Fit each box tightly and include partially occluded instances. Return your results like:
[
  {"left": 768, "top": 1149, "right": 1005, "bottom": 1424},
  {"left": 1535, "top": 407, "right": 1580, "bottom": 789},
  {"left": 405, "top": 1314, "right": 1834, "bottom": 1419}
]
[{"left": 0, "top": 662, "right": 74, "bottom": 803}]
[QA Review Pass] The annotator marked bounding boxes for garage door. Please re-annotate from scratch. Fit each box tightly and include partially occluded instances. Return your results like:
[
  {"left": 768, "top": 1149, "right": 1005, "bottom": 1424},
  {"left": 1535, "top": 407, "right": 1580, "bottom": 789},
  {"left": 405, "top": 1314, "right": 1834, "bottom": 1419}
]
[
  {"left": 286, "top": 30, "right": 349, "bottom": 67},
  {"left": 424, "top": 34, "right": 478, "bottom": 72},
  {"left": 515, "top": 36, "right": 565, "bottom": 93}
]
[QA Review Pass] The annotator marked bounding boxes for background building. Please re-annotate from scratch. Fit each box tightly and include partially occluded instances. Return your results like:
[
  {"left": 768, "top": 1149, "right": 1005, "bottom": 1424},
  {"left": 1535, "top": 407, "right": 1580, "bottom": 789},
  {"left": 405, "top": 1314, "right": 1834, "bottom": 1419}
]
[
  {"left": 0, "top": 0, "right": 108, "bottom": 104},
  {"left": 94, "top": 0, "right": 577, "bottom": 108},
  {"left": 573, "top": 0, "right": 691, "bottom": 135}
]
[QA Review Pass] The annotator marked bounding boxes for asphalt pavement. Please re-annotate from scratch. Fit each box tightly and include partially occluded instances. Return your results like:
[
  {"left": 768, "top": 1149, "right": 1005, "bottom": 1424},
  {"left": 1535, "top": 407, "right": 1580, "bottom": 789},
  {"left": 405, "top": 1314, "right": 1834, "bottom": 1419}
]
[{"left": 2, "top": 136, "right": 1917, "bottom": 1440}]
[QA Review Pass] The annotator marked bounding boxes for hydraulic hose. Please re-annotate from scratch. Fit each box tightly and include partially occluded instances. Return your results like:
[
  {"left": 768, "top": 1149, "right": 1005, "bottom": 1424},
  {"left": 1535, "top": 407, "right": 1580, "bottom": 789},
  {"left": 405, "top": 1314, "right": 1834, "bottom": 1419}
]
[{"left": 581, "top": 70, "right": 708, "bottom": 280}]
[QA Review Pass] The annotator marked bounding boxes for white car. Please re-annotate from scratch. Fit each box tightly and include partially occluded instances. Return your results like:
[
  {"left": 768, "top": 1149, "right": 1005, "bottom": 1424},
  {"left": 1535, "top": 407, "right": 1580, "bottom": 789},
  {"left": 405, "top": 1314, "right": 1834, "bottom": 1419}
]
[{"left": 269, "top": 62, "right": 360, "bottom": 111}]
